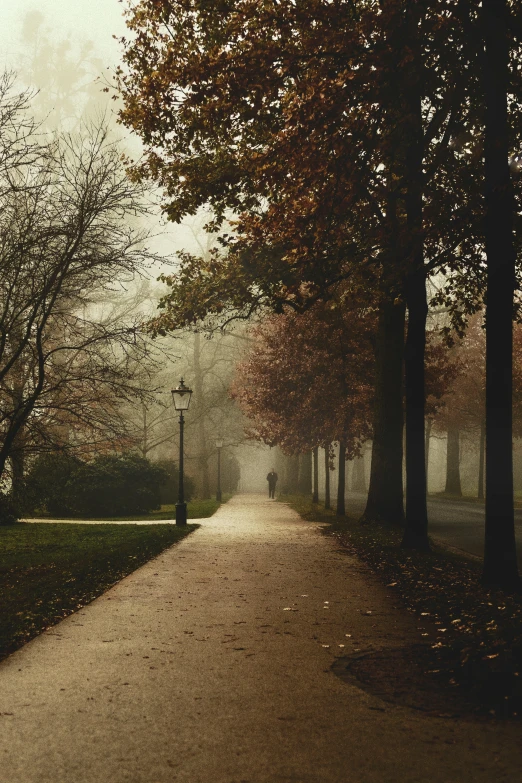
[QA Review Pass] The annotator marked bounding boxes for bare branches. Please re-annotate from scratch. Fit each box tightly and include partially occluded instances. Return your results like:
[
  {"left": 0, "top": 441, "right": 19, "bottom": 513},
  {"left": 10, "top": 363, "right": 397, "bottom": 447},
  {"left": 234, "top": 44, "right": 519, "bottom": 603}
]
[{"left": 0, "top": 79, "right": 161, "bottom": 475}]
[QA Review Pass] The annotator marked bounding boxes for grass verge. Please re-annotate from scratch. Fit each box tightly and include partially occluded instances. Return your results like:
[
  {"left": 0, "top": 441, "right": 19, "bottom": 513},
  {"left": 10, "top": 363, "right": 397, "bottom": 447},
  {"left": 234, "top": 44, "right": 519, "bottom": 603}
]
[
  {"left": 0, "top": 522, "right": 197, "bottom": 661},
  {"left": 280, "top": 494, "right": 522, "bottom": 717},
  {"left": 27, "top": 496, "right": 231, "bottom": 522}
]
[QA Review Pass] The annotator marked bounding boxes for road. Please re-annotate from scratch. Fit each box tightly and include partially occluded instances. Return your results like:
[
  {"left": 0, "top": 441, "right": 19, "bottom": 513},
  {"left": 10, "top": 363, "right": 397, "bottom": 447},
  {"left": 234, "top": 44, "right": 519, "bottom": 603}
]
[{"left": 344, "top": 492, "right": 522, "bottom": 561}]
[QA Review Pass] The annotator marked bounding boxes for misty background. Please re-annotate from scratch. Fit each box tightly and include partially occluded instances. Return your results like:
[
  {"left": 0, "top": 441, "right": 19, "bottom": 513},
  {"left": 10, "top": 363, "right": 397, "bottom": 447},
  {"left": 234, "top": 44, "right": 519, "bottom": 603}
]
[{"left": 0, "top": 1, "right": 506, "bottom": 502}]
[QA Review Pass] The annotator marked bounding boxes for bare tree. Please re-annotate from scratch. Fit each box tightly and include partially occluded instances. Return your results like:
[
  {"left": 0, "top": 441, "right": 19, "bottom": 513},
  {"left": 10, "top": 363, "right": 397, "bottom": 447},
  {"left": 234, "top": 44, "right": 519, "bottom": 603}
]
[{"left": 0, "top": 81, "right": 160, "bottom": 485}]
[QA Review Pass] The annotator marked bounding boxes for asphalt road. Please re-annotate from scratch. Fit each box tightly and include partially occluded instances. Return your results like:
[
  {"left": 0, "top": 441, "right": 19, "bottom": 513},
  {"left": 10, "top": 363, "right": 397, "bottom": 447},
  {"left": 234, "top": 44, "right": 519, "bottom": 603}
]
[{"left": 344, "top": 492, "right": 522, "bottom": 561}]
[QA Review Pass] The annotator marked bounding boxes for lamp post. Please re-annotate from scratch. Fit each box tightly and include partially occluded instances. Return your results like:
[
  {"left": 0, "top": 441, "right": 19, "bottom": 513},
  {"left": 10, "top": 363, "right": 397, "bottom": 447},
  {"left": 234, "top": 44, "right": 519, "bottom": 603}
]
[
  {"left": 215, "top": 437, "right": 223, "bottom": 502},
  {"left": 171, "top": 378, "right": 193, "bottom": 526}
]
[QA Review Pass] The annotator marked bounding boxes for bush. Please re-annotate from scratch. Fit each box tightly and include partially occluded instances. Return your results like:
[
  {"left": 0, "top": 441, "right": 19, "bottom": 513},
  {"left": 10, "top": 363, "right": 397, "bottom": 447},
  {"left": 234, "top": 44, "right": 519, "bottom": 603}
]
[
  {"left": 0, "top": 493, "right": 18, "bottom": 525},
  {"left": 155, "top": 459, "right": 195, "bottom": 504},
  {"left": 69, "top": 455, "right": 167, "bottom": 517},
  {"left": 25, "top": 453, "right": 83, "bottom": 516},
  {"left": 26, "top": 453, "right": 168, "bottom": 517}
]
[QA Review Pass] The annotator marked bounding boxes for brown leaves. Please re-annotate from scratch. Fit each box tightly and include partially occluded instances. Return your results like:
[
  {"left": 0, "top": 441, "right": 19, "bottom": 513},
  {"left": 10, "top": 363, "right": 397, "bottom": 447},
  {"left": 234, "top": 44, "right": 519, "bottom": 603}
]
[
  {"left": 230, "top": 293, "right": 375, "bottom": 453},
  {"left": 334, "top": 517, "right": 522, "bottom": 714}
]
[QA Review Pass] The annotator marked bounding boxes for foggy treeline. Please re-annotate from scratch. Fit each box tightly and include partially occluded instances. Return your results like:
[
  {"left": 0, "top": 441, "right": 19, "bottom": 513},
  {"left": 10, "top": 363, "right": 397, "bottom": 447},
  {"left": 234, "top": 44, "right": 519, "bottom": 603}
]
[
  {"left": 0, "top": 12, "right": 249, "bottom": 514},
  {"left": 2, "top": 4, "right": 522, "bottom": 593}
]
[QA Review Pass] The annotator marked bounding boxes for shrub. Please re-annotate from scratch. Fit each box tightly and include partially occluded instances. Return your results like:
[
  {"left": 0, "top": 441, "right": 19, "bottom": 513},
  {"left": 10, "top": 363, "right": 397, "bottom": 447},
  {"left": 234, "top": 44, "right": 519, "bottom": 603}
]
[
  {"left": 155, "top": 459, "right": 195, "bottom": 504},
  {"left": 26, "top": 453, "right": 168, "bottom": 517},
  {"left": 0, "top": 493, "right": 18, "bottom": 525},
  {"left": 68, "top": 455, "right": 167, "bottom": 517},
  {"left": 24, "top": 452, "right": 83, "bottom": 516}
]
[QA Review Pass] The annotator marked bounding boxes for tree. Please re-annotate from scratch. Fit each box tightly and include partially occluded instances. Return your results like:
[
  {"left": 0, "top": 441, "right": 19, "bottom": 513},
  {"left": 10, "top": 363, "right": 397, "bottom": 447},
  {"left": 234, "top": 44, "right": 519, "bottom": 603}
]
[
  {"left": 116, "top": 1, "right": 521, "bottom": 558},
  {"left": 422, "top": 327, "right": 464, "bottom": 493},
  {"left": 231, "top": 296, "right": 375, "bottom": 494},
  {"left": 431, "top": 315, "right": 522, "bottom": 503},
  {"left": 18, "top": 10, "right": 108, "bottom": 131},
  {"left": 0, "top": 82, "right": 159, "bottom": 490},
  {"left": 430, "top": 316, "right": 485, "bottom": 498},
  {"left": 154, "top": 459, "right": 195, "bottom": 504},
  {"left": 481, "top": 0, "right": 519, "bottom": 587}
]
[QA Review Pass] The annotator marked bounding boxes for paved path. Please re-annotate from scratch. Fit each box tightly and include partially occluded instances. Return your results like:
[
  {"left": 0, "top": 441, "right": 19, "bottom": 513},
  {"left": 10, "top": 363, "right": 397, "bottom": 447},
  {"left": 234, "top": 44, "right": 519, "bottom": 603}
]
[{"left": 1, "top": 494, "right": 521, "bottom": 782}]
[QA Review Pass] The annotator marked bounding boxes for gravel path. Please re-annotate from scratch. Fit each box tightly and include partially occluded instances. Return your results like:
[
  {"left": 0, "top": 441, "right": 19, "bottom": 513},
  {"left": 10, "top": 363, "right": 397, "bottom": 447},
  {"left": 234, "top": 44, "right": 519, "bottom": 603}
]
[{"left": 1, "top": 494, "right": 521, "bottom": 782}]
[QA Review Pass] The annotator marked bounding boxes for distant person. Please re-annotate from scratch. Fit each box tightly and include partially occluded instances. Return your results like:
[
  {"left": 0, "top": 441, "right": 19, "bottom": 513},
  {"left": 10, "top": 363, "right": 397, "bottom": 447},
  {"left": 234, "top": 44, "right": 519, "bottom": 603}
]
[{"left": 267, "top": 468, "right": 278, "bottom": 499}]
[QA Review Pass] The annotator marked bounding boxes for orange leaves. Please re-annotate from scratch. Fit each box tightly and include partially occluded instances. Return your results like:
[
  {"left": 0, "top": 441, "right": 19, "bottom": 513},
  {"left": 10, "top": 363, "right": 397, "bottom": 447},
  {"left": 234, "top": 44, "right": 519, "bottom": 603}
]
[{"left": 231, "top": 292, "right": 375, "bottom": 453}]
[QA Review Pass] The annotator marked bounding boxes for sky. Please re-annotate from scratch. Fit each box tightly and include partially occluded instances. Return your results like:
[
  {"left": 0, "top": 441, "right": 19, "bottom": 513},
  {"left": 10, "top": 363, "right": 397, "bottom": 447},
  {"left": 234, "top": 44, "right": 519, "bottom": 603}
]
[
  {"left": 0, "top": 0, "right": 200, "bottom": 267},
  {"left": 0, "top": 0, "right": 127, "bottom": 68}
]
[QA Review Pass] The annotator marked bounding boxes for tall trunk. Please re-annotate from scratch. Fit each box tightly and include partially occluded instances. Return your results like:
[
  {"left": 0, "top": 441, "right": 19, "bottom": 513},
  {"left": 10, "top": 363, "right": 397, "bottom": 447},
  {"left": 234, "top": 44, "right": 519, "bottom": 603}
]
[
  {"left": 10, "top": 370, "right": 26, "bottom": 503},
  {"left": 478, "top": 420, "right": 486, "bottom": 500},
  {"left": 10, "top": 443, "right": 25, "bottom": 504},
  {"left": 193, "top": 333, "right": 210, "bottom": 499},
  {"left": 401, "top": 10, "right": 429, "bottom": 552},
  {"left": 361, "top": 299, "right": 405, "bottom": 525},
  {"left": 286, "top": 454, "right": 299, "bottom": 494},
  {"left": 297, "top": 451, "right": 312, "bottom": 495},
  {"left": 312, "top": 446, "right": 319, "bottom": 503},
  {"left": 425, "top": 418, "right": 432, "bottom": 489},
  {"left": 445, "top": 427, "right": 462, "bottom": 496},
  {"left": 351, "top": 454, "right": 366, "bottom": 492},
  {"left": 402, "top": 268, "right": 430, "bottom": 551},
  {"left": 337, "top": 442, "right": 346, "bottom": 517},
  {"left": 274, "top": 447, "right": 286, "bottom": 491},
  {"left": 482, "top": 0, "right": 519, "bottom": 586},
  {"left": 140, "top": 404, "right": 149, "bottom": 459},
  {"left": 324, "top": 444, "right": 331, "bottom": 510}
]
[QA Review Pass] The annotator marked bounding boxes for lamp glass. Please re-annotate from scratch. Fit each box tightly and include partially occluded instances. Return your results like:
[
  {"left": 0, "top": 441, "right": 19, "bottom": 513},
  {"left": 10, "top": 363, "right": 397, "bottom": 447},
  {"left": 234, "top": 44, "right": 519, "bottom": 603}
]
[
  {"left": 216, "top": 437, "right": 224, "bottom": 449},
  {"left": 171, "top": 379, "right": 193, "bottom": 411}
]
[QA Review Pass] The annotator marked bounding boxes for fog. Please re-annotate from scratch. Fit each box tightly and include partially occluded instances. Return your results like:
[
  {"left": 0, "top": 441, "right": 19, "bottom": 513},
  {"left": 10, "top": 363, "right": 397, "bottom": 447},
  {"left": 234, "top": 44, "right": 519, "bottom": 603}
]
[{"left": 0, "top": 2, "right": 508, "bottom": 508}]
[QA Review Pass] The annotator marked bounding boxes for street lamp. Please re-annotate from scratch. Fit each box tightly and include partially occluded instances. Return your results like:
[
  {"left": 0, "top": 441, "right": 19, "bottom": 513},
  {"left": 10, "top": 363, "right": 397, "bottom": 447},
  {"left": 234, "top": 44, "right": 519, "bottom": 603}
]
[
  {"left": 171, "top": 378, "right": 193, "bottom": 526},
  {"left": 215, "top": 437, "right": 223, "bottom": 502}
]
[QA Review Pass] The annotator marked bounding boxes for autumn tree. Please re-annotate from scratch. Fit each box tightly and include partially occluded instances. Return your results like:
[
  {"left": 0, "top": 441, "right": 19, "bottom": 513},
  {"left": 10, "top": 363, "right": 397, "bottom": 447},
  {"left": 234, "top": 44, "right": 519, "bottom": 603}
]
[
  {"left": 116, "top": 1, "right": 522, "bottom": 565},
  {"left": 481, "top": 0, "right": 520, "bottom": 587},
  {"left": 231, "top": 294, "right": 375, "bottom": 513},
  {"left": 430, "top": 315, "right": 522, "bottom": 503},
  {"left": 429, "top": 316, "right": 485, "bottom": 498}
]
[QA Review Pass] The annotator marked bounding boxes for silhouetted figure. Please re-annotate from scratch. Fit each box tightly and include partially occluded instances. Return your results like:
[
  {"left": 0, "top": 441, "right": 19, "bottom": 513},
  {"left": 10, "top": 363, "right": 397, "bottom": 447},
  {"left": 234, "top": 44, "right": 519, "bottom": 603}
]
[{"left": 267, "top": 469, "right": 278, "bottom": 499}]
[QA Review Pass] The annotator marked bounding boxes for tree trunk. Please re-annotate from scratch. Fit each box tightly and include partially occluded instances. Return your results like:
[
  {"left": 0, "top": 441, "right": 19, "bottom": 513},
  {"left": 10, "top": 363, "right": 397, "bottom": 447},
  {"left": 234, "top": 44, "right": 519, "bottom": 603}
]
[
  {"left": 297, "top": 451, "right": 312, "bottom": 495},
  {"left": 193, "top": 332, "right": 210, "bottom": 499},
  {"left": 10, "top": 439, "right": 25, "bottom": 508},
  {"left": 445, "top": 427, "right": 462, "bottom": 496},
  {"left": 351, "top": 454, "right": 366, "bottom": 492},
  {"left": 425, "top": 418, "right": 432, "bottom": 489},
  {"left": 274, "top": 447, "right": 286, "bottom": 491},
  {"left": 324, "top": 444, "right": 331, "bottom": 510},
  {"left": 402, "top": 268, "right": 430, "bottom": 551},
  {"left": 312, "top": 446, "right": 319, "bottom": 503},
  {"left": 337, "top": 442, "right": 346, "bottom": 517},
  {"left": 482, "top": 0, "right": 519, "bottom": 587},
  {"left": 401, "top": 13, "right": 430, "bottom": 552},
  {"left": 286, "top": 454, "right": 299, "bottom": 494},
  {"left": 360, "top": 298, "right": 405, "bottom": 525},
  {"left": 478, "top": 420, "right": 486, "bottom": 500}
]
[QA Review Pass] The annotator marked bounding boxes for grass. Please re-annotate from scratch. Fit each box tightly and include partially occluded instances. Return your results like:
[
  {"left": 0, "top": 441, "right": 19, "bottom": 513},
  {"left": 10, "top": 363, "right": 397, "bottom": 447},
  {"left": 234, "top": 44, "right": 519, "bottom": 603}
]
[
  {"left": 0, "top": 522, "right": 197, "bottom": 661},
  {"left": 280, "top": 494, "right": 522, "bottom": 717},
  {"left": 27, "top": 496, "right": 231, "bottom": 522}
]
